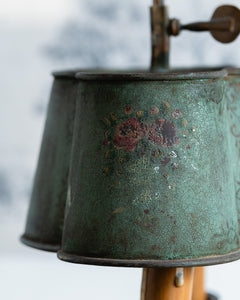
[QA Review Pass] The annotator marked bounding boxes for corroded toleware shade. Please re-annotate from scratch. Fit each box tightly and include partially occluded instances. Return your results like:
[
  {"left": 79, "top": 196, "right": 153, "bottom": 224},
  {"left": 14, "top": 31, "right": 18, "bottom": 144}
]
[
  {"left": 225, "top": 68, "right": 240, "bottom": 235},
  {"left": 58, "top": 69, "right": 240, "bottom": 267},
  {"left": 21, "top": 70, "right": 78, "bottom": 252}
]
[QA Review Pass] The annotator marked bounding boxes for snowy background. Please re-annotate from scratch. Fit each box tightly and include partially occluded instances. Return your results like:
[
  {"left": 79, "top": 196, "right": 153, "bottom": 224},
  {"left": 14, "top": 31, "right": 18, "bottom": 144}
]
[{"left": 1, "top": 0, "right": 240, "bottom": 299}]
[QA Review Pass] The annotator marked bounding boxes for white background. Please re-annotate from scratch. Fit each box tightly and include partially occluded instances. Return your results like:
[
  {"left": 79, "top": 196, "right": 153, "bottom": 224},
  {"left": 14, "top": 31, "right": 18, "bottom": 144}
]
[{"left": 1, "top": 0, "right": 240, "bottom": 299}]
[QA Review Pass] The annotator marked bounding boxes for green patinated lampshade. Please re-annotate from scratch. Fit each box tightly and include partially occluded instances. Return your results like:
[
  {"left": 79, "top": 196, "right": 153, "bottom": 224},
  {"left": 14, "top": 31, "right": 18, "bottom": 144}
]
[
  {"left": 21, "top": 70, "right": 78, "bottom": 251},
  {"left": 57, "top": 68, "right": 240, "bottom": 267},
  {"left": 22, "top": 68, "right": 240, "bottom": 268}
]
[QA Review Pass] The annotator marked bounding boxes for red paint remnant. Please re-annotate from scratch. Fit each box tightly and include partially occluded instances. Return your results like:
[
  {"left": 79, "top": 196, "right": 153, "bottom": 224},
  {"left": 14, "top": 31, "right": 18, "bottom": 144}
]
[
  {"left": 148, "top": 119, "right": 181, "bottom": 147},
  {"left": 148, "top": 120, "right": 164, "bottom": 145},
  {"left": 186, "top": 144, "right": 191, "bottom": 150},
  {"left": 144, "top": 209, "right": 149, "bottom": 214},
  {"left": 124, "top": 105, "right": 133, "bottom": 115},
  {"left": 114, "top": 118, "right": 148, "bottom": 151}
]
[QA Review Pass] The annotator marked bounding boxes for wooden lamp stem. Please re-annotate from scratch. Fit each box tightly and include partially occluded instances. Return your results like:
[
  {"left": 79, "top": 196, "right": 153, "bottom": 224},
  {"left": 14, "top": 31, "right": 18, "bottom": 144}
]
[
  {"left": 141, "top": 267, "right": 206, "bottom": 300},
  {"left": 192, "top": 267, "right": 206, "bottom": 300}
]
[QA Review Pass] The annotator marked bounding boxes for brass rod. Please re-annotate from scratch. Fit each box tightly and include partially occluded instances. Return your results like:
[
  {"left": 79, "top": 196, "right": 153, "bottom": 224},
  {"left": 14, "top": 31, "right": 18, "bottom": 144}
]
[
  {"left": 154, "top": 0, "right": 164, "bottom": 6},
  {"left": 181, "top": 17, "right": 235, "bottom": 32},
  {"left": 150, "top": 3, "right": 170, "bottom": 71}
]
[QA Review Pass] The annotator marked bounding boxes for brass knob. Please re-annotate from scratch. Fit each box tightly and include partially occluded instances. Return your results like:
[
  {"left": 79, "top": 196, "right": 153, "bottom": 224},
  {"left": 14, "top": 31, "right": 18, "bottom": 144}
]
[{"left": 169, "top": 5, "right": 240, "bottom": 44}]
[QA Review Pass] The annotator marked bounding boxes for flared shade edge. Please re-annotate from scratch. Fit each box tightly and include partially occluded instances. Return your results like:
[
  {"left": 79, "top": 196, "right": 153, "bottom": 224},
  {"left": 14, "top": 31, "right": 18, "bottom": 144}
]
[
  {"left": 57, "top": 248, "right": 240, "bottom": 268},
  {"left": 20, "top": 234, "right": 60, "bottom": 252}
]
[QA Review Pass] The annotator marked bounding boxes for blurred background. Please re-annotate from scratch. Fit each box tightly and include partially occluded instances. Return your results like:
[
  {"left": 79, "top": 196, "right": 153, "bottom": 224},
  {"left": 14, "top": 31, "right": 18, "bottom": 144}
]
[{"left": 1, "top": 0, "right": 240, "bottom": 299}]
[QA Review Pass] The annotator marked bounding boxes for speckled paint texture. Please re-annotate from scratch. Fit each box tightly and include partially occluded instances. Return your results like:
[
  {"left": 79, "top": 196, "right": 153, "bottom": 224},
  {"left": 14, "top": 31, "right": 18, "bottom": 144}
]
[
  {"left": 226, "top": 70, "right": 240, "bottom": 237},
  {"left": 21, "top": 71, "right": 78, "bottom": 251},
  {"left": 59, "top": 70, "right": 240, "bottom": 267}
]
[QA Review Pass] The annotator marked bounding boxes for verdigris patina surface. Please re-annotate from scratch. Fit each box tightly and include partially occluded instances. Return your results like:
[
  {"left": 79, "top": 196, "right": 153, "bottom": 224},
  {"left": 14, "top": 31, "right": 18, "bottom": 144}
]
[
  {"left": 58, "top": 69, "right": 240, "bottom": 267},
  {"left": 21, "top": 70, "right": 78, "bottom": 251},
  {"left": 226, "top": 69, "right": 240, "bottom": 236}
]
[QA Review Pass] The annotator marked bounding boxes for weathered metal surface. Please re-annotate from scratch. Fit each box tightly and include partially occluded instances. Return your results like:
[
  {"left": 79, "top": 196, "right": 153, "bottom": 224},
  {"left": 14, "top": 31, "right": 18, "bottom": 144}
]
[
  {"left": 21, "top": 70, "right": 78, "bottom": 252},
  {"left": 58, "top": 69, "right": 240, "bottom": 267},
  {"left": 225, "top": 69, "right": 240, "bottom": 240}
]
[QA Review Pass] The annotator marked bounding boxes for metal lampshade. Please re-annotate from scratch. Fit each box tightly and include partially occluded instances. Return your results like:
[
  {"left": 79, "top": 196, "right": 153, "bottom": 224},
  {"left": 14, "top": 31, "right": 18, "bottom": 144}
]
[
  {"left": 21, "top": 70, "right": 78, "bottom": 251},
  {"left": 56, "top": 69, "right": 240, "bottom": 267}
]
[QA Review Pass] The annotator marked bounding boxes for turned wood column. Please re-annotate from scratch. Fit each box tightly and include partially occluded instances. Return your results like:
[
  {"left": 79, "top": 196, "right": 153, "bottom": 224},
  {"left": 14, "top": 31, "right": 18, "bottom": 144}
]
[{"left": 141, "top": 268, "right": 195, "bottom": 300}]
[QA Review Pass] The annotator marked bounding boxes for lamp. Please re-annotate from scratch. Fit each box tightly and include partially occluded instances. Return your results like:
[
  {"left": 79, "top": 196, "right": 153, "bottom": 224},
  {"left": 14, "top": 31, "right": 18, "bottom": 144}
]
[{"left": 21, "top": 2, "right": 240, "bottom": 299}]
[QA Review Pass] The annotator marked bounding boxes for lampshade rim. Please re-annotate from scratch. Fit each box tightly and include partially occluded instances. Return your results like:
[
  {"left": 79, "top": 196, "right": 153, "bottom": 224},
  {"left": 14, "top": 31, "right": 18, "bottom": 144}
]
[
  {"left": 75, "top": 70, "right": 228, "bottom": 81},
  {"left": 51, "top": 67, "right": 240, "bottom": 81},
  {"left": 57, "top": 248, "right": 240, "bottom": 268},
  {"left": 20, "top": 234, "right": 60, "bottom": 252},
  {"left": 226, "top": 67, "right": 240, "bottom": 75}
]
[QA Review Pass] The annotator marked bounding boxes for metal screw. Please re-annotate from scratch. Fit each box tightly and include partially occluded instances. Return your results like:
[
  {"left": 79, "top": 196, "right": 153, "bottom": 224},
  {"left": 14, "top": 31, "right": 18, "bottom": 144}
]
[{"left": 175, "top": 268, "right": 184, "bottom": 287}]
